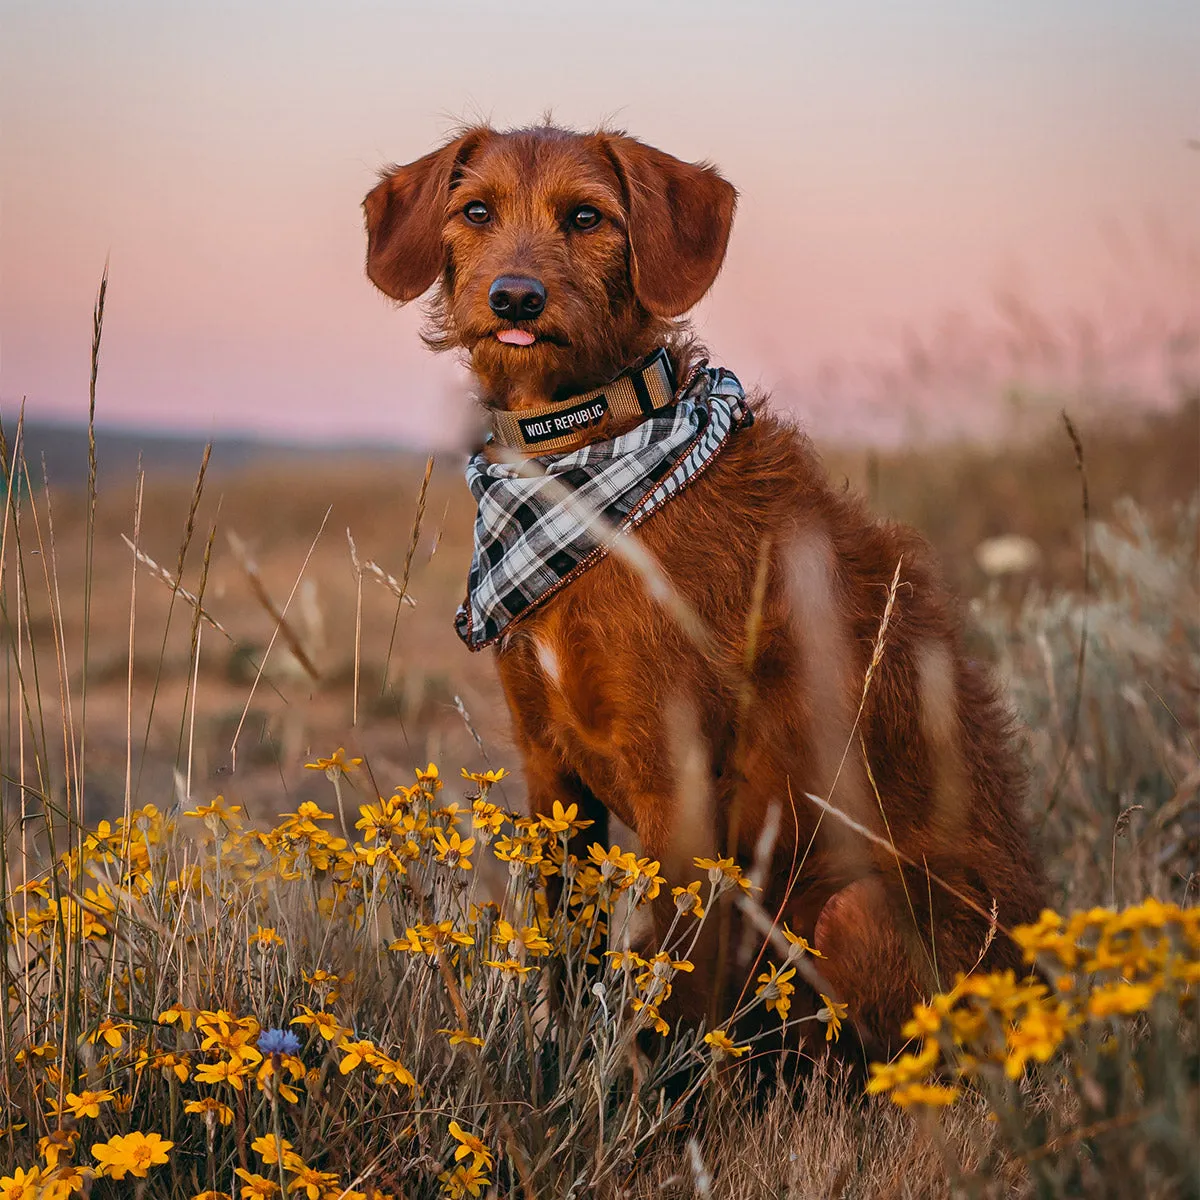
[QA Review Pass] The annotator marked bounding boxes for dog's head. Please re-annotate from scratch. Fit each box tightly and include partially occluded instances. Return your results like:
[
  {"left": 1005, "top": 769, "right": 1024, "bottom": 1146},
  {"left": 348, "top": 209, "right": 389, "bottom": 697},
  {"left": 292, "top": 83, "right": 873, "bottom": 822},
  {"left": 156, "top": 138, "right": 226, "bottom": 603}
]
[{"left": 363, "top": 125, "right": 736, "bottom": 409}]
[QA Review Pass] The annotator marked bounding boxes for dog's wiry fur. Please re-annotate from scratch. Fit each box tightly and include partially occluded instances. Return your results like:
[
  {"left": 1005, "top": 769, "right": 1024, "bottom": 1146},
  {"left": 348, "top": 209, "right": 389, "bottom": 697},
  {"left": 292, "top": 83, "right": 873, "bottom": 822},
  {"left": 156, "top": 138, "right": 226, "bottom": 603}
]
[{"left": 364, "top": 123, "right": 1046, "bottom": 1059}]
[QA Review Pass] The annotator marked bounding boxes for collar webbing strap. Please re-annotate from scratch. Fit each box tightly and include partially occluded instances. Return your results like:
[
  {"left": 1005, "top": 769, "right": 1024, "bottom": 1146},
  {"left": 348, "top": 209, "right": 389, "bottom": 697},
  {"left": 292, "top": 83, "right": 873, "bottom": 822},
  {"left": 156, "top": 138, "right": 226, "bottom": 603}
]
[{"left": 490, "top": 348, "right": 677, "bottom": 453}]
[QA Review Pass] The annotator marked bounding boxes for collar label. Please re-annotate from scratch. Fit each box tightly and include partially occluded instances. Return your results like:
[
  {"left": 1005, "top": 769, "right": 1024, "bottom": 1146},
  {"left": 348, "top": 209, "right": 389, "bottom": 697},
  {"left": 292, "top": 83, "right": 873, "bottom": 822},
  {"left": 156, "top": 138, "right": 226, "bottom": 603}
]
[{"left": 518, "top": 395, "right": 610, "bottom": 444}]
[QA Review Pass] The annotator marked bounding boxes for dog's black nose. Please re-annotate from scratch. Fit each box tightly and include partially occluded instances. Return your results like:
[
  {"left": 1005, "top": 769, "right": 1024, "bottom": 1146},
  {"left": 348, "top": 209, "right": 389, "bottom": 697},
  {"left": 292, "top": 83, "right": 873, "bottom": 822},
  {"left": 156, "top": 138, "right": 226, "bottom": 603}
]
[{"left": 488, "top": 275, "right": 546, "bottom": 321}]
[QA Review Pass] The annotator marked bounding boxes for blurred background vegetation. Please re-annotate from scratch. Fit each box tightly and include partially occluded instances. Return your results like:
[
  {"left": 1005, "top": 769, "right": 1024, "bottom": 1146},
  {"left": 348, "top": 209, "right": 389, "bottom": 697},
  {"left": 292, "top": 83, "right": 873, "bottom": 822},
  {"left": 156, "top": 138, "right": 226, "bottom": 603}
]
[{"left": 3, "top": 385, "right": 1196, "bottom": 834}]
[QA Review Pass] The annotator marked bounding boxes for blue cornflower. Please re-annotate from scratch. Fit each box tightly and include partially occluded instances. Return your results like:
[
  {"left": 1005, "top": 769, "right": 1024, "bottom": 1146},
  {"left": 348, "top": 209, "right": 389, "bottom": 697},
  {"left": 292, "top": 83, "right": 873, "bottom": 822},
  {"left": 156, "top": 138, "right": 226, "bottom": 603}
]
[{"left": 257, "top": 1028, "right": 301, "bottom": 1056}]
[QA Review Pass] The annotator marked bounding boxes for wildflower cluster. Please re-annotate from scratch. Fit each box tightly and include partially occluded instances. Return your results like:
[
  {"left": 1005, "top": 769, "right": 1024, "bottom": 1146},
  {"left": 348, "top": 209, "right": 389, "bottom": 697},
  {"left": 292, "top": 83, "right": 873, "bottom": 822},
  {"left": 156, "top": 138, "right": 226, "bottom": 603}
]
[
  {"left": 7, "top": 751, "right": 1194, "bottom": 1196},
  {"left": 0, "top": 757, "right": 813, "bottom": 1198},
  {"left": 867, "top": 899, "right": 1200, "bottom": 1110}
]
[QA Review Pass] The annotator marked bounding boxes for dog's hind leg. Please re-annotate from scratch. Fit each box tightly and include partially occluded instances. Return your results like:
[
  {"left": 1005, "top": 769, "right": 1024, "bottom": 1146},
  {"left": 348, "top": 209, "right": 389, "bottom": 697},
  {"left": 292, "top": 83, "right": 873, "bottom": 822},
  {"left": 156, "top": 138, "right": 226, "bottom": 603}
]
[{"left": 812, "top": 867, "right": 1016, "bottom": 1059}]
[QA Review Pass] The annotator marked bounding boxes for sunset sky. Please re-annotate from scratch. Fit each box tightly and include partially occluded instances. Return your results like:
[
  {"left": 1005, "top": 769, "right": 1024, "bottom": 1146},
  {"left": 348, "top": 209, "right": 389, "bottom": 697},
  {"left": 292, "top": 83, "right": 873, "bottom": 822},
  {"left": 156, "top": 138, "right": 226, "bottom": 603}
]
[{"left": 2, "top": 1, "right": 1197, "bottom": 447}]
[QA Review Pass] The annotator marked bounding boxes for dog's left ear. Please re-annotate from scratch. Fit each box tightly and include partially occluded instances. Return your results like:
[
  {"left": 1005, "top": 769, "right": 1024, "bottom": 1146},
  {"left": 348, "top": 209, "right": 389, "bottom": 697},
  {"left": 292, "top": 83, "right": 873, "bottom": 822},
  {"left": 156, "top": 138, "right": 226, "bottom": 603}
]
[
  {"left": 364, "top": 129, "right": 489, "bottom": 302},
  {"left": 600, "top": 134, "right": 737, "bottom": 318}
]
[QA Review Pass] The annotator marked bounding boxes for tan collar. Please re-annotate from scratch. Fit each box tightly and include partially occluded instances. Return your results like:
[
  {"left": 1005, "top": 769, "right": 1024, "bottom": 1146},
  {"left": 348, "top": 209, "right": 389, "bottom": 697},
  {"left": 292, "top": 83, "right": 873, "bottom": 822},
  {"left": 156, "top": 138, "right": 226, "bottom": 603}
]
[{"left": 489, "top": 348, "right": 677, "bottom": 454}]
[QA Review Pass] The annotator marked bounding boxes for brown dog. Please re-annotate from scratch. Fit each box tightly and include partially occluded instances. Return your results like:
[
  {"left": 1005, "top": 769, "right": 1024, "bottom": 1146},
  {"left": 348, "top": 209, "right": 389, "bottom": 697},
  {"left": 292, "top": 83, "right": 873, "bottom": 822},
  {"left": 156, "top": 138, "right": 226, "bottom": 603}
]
[{"left": 363, "top": 123, "right": 1045, "bottom": 1057}]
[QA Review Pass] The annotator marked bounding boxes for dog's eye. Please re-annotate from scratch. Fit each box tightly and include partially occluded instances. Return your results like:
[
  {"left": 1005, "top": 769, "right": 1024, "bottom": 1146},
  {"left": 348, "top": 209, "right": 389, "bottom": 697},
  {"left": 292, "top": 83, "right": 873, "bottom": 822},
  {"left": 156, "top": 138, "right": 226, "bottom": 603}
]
[
  {"left": 570, "top": 206, "right": 601, "bottom": 231},
  {"left": 463, "top": 201, "right": 491, "bottom": 225}
]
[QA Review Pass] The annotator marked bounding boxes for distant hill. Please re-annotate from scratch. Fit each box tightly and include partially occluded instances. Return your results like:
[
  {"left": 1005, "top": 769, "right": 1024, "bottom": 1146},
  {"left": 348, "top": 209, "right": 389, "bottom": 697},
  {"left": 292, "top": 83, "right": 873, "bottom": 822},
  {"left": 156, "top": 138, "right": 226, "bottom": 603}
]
[{"left": 0, "top": 417, "right": 414, "bottom": 490}]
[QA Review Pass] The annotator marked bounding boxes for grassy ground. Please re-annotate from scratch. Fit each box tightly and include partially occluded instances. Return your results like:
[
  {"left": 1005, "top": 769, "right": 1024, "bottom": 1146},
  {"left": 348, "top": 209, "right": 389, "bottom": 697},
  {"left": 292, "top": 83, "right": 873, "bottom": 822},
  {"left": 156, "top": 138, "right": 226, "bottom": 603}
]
[
  {"left": 7, "top": 396, "right": 1196, "bottom": 828},
  {"left": 1, "top": 335, "right": 1197, "bottom": 1196}
]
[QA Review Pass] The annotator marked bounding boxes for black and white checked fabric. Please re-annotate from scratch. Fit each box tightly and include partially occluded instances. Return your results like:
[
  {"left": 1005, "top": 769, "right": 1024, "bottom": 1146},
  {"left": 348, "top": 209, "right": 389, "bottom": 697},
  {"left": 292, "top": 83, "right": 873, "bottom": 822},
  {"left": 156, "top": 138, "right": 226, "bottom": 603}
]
[{"left": 455, "top": 365, "right": 752, "bottom": 649}]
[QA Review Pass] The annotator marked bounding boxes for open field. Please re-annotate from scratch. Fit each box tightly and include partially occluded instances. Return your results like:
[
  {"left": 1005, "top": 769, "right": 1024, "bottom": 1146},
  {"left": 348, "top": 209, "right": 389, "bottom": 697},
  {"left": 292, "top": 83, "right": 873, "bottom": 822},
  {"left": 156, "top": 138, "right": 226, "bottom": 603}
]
[
  {"left": 4, "top": 396, "right": 1197, "bottom": 828},
  {"left": 1, "top": 386, "right": 1198, "bottom": 1197}
]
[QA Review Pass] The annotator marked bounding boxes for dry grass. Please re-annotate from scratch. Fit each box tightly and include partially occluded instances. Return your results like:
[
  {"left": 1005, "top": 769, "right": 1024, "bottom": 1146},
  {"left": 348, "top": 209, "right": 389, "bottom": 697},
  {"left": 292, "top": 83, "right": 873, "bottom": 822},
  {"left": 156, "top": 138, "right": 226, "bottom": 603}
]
[
  {"left": 7, "top": 397, "right": 1197, "bottom": 831},
  {"left": 631, "top": 1077, "right": 1017, "bottom": 1199}
]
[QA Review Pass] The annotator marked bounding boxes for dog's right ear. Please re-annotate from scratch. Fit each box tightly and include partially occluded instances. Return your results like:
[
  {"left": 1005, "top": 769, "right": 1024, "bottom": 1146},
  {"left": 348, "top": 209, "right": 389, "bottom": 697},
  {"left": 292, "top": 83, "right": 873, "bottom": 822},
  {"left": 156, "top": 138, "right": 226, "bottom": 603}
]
[{"left": 363, "top": 130, "right": 488, "bottom": 302}]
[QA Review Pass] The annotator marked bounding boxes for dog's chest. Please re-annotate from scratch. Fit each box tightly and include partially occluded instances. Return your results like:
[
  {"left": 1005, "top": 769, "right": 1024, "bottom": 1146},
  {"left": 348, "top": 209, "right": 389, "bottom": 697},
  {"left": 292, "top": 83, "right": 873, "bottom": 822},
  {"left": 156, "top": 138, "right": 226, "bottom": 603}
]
[
  {"left": 496, "top": 580, "right": 660, "bottom": 823},
  {"left": 501, "top": 590, "right": 623, "bottom": 746}
]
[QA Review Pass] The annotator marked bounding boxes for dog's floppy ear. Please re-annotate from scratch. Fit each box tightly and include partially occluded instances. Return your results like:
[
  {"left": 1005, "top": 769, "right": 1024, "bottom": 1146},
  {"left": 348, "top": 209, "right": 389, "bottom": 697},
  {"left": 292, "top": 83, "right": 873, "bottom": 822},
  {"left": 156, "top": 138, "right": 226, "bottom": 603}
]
[
  {"left": 600, "top": 134, "right": 737, "bottom": 318},
  {"left": 363, "top": 129, "right": 489, "bottom": 302}
]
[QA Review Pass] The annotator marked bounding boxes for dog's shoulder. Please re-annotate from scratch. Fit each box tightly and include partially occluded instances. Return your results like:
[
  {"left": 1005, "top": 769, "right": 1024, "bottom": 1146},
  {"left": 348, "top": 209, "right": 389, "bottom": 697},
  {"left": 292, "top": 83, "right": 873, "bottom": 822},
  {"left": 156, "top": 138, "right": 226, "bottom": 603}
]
[{"left": 690, "top": 392, "right": 847, "bottom": 527}]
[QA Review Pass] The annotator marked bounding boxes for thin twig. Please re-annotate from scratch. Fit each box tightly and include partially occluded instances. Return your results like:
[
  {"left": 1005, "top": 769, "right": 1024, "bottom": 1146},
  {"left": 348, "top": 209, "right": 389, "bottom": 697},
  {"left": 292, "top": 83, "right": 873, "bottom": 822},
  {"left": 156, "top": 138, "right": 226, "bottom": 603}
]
[
  {"left": 228, "top": 509, "right": 331, "bottom": 769},
  {"left": 227, "top": 530, "right": 322, "bottom": 683},
  {"left": 380, "top": 455, "right": 434, "bottom": 693},
  {"left": 120, "top": 535, "right": 231, "bottom": 640},
  {"left": 348, "top": 530, "right": 364, "bottom": 727},
  {"left": 1041, "top": 412, "right": 1091, "bottom": 826}
]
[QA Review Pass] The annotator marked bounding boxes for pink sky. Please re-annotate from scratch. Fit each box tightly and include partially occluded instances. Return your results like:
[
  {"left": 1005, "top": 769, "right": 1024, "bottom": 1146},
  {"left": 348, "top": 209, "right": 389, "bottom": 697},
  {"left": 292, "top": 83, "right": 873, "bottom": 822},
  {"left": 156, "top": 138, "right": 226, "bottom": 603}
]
[{"left": 2, "top": 1, "right": 1197, "bottom": 447}]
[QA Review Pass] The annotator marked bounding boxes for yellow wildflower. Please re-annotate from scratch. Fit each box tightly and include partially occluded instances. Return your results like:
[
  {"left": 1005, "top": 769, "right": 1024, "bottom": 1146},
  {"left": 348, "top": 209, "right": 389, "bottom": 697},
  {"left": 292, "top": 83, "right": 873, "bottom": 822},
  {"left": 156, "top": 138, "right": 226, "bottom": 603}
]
[
  {"left": 250, "top": 925, "right": 284, "bottom": 951},
  {"left": 154, "top": 1051, "right": 192, "bottom": 1082},
  {"left": 304, "top": 747, "right": 362, "bottom": 773},
  {"left": 234, "top": 1168, "right": 281, "bottom": 1197},
  {"left": 604, "top": 949, "right": 648, "bottom": 972},
  {"left": 588, "top": 843, "right": 638, "bottom": 882},
  {"left": 671, "top": 880, "right": 706, "bottom": 918},
  {"left": 704, "top": 1029, "right": 750, "bottom": 1058},
  {"left": 437, "top": 1028, "right": 486, "bottom": 1047},
  {"left": 627, "top": 856, "right": 665, "bottom": 901},
  {"left": 301, "top": 967, "right": 340, "bottom": 995},
  {"left": 184, "top": 795, "right": 243, "bottom": 824},
  {"left": 891, "top": 1082, "right": 961, "bottom": 1107},
  {"left": 38, "top": 1129, "right": 79, "bottom": 1170},
  {"left": 368, "top": 1052, "right": 417, "bottom": 1088},
  {"left": 256, "top": 1054, "right": 304, "bottom": 1104},
  {"left": 290, "top": 1006, "right": 343, "bottom": 1041},
  {"left": 636, "top": 953, "right": 694, "bottom": 993},
  {"left": 1088, "top": 980, "right": 1157, "bottom": 1018},
  {"left": 695, "top": 855, "right": 755, "bottom": 894},
  {"left": 337, "top": 1037, "right": 377, "bottom": 1073},
  {"left": 865, "top": 1038, "right": 941, "bottom": 1095},
  {"left": 195, "top": 1058, "right": 254, "bottom": 1090},
  {"left": 471, "top": 800, "right": 506, "bottom": 838},
  {"left": 185, "top": 1097, "right": 235, "bottom": 1125},
  {"left": 447, "top": 1121, "right": 493, "bottom": 1170},
  {"left": 356, "top": 795, "right": 407, "bottom": 841},
  {"left": 492, "top": 835, "right": 545, "bottom": 869},
  {"left": 484, "top": 957, "right": 537, "bottom": 976},
  {"left": 91, "top": 1131, "right": 173, "bottom": 1179},
  {"left": 631, "top": 998, "right": 671, "bottom": 1035},
  {"left": 901, "top": 1003, "right": 942, "bottom": 1039},
  {"left": 196, "top": 1011, "right": 262, "bottom": 1062},
  {"left": 415, "top": 762, "right": 442, "bottom": 790},
  {"left": 782, "top": 925, "right": 825, "bottom": 959},
  {"left": 286, "top": 1165, "right": 339, "bottom": 1198},
  {"left": 1005, "top": 1002, "right": 1070, "bottom": 1079},
  {"left": 250, "top": 1135, "right": 302, "bottom": 1168},
  {"left": 0, "top": 1167, "right": 43, "bottom": 1199},
  {"left": 294, "top": 801, "right": 335, "bottom": 824},
  {"left": 63, "top": 1089, "right": 116, "bottom": 1119},
  {"left": 438, "top": 1161, "right": 490, "bottom": 1199},
  {"left": 85, "top": 1018, "right": 132, "bottom": 1049},
  {"left": 538, "top": 799, "right": 593, "bottom": 836},
  {"left": 818, "top": 995, "right": 849, "bottom": 1042},
  {"left": 493, "top": 920, "right": 551, "bottom": 958},
  {"left": 390, "top": 922, "right": 474, "bottom": 955},
  {"left": 432, "top": 828, "right": 476, "bottom": 871},
  {"left": 461, "top": 766, "right": 507, "bottom": 786},
  {"left": 755, "top": 964, "right": 797, "bottom": 1021}
]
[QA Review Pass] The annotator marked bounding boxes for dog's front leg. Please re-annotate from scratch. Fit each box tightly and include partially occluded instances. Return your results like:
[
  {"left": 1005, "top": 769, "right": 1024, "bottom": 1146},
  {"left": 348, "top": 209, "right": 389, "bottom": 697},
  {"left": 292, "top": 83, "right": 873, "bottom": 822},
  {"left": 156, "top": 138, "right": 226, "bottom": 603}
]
[{"left": 515, "top": 748, "right": 611, "bottom": 1029}]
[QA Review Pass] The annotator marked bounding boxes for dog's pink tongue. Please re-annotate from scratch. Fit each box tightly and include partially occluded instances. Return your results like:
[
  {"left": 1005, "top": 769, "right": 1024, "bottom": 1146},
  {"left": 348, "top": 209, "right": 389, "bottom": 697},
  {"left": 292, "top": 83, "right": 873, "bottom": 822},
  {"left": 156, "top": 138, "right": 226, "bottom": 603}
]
[{"left": 496, "top": 329, "right": 536, "bottom": 347}]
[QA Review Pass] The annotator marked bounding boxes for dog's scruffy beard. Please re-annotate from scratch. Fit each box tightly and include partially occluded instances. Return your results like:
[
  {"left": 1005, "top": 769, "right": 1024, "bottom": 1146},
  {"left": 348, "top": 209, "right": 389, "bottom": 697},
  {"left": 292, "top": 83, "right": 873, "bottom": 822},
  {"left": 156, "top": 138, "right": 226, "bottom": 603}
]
[{"left": 419, "top": 271, "right": 682, "bottom": 412}]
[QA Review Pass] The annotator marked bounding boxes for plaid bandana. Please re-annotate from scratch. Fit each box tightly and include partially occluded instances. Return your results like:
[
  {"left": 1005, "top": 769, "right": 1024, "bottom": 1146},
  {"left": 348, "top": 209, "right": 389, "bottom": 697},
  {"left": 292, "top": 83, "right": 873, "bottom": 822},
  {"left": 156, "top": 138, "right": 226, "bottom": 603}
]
[{"left": 455, "top": 363, "right": 752, "bottom": 650}]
